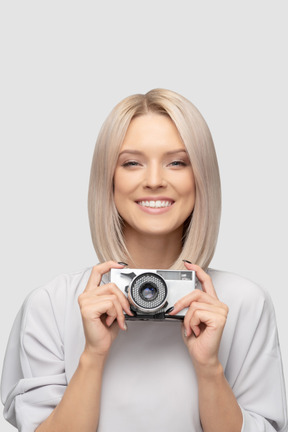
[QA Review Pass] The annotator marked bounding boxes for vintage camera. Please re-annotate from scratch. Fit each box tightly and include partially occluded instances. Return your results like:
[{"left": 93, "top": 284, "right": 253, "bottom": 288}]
[{"left": 109, "top": 268, "right": 196, "bottom": 321}]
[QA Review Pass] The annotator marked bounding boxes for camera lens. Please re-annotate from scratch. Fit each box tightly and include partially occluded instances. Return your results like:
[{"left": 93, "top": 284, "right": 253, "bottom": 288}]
[
  {"left": 140, "top": 283, "right": 158, "bottom": 301},
  {"left": 128, "top": 272, "right": 168, "bottom": 312}
]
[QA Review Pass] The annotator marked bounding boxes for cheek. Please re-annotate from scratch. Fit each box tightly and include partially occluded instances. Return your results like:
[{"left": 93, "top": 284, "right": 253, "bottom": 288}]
[
  {"left": 114, "top": 168, "right": 142, "bottom": 196},
  {"left": 113, "top": 170, "right": 126, "bottom": 197},
  {"left": 113, "top": 184, "right": 125, "bottom": 219},
  {"left": 113, "top": 170, "right": 134, "bottom": 215},
  {"left": 179, "top": 173, "right": 196, "bottom": 198},
  {"left": 181, "top": 178, "right": 196, "bottom": 213}
]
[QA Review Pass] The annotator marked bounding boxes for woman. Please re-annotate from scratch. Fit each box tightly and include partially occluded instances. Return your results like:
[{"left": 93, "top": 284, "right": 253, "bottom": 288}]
[{"left": 1, "top": 89, "right": 287, "bottom": 431}]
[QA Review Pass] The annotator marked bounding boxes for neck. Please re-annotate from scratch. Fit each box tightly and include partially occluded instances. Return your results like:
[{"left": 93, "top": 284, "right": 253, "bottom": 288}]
[{"left": 124, "top": 228, "right": 183, "bottom": 269}]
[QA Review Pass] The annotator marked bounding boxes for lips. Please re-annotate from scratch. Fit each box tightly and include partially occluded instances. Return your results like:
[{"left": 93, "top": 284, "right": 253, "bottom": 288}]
[
  {"left": 137, "top": 200, "right": 173, "bottom": 208},
  {"left": 135, "top": 197, "right": 175, "bottom": 211}
]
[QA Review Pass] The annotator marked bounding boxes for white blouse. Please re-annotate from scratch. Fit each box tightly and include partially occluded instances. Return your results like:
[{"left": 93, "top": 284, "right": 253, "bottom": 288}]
[{"left": 1, "top": 267, "right": 287, "bottom": 432}]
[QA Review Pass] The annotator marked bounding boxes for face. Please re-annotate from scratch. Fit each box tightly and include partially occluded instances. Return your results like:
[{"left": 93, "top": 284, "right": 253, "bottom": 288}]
[{"left": 114, "top": 114, "right": 196, "bottom": 239}]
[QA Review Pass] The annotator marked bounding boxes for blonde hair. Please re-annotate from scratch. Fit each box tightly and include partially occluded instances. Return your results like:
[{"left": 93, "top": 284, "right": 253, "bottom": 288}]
[{"left": 88, "top": 89, "right": 221, "bottom": 270}]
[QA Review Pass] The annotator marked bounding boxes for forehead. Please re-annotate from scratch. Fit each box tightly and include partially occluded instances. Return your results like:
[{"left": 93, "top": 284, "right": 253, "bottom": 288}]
[{"left": 121, "top": 114, "right": 185, "bottom": 150}]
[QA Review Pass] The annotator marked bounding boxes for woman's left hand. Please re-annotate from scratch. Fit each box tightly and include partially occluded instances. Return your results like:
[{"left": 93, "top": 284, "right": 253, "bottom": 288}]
[{"left": 169, "top": 263, "right": 229, "bottom": 373}]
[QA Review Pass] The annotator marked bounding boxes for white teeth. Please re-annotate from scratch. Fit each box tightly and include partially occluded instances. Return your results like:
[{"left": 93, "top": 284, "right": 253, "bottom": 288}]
[{"left": 138, "top": 200, "right": 172, "bottom": 208}]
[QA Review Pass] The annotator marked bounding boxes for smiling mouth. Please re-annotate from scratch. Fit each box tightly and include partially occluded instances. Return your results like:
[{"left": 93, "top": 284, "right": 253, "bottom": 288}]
[{"left": 136, "top": 200, "right": 174, "bottom": 208}]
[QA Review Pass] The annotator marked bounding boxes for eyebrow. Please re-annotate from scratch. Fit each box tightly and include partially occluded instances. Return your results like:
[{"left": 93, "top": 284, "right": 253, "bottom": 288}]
[{"left": 118, "top": 149, "right": 188, "bottom": 157}]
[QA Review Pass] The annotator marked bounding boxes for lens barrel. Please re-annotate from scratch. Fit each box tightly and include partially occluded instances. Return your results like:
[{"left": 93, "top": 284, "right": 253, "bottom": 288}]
[{"left": 128, "top": 272, "right": 168, "bottom": 312}]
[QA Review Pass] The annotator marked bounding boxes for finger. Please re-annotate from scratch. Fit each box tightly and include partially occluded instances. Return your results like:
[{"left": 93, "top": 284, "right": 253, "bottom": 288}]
[
  {"left": 183, "top": 311, "right": 200, "bottom": 338},
  {"left": 88, "top": 295, "right": 127, "bottom": 331},
  {"left": 183, "top": 262, "right": 218, "bottom": 299},
  {"left": 185, "top": 308, "right": 227, "bottom": 338},
  {"left": 100, "top": 295, "right": 127, "bottom": 331},
  {"left": 184, "top": 307, "right": 203, "bottom": 338},
  {"left": 185, "top": 301, "right": 228, "bottom": 320},
  {"left": 106, "top": 315, "right": 127, "bottom": 332},
  {"left": 84, "top": 261, "right": 127, "bottom": 293},
  {"left": 95, "top": 283, "right": 134, "bottom": 316},
  {"left": 170, "top": 290, "right": 219, "bottom": 315},
  {"left": 184, "top": 302, "right": 227, "bottom": 336},
  {"left": 106, "top": 314, "right": 117, "bottom": 327}
]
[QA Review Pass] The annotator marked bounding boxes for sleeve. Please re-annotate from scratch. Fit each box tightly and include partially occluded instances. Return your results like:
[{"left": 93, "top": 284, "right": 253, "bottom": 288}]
[
  {"left": 1, "top": 286, "right": 67, "bottom": 432},
  {"left": 230, "top": 289, "right": 287, "bottom": 432}
]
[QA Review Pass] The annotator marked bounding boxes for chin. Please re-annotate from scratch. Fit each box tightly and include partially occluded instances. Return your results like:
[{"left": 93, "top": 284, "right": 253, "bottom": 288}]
[{"left": 136, "top": 224, "right": 184, "bottom": 238}]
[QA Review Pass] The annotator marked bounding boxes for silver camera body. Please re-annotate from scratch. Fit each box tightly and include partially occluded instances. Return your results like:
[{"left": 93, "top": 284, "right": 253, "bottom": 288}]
[{"left": 109, "top": 268, "right": 196, "bottom": 320}]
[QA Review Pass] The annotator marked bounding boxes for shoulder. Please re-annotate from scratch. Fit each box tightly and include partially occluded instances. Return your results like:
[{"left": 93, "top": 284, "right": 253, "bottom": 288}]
[
  {"left": 23, "top": 266, "right": 92, "bottom": 304},
  {"left": 20, "top": 267, "right": 93, "bottom": 328},
  {"left": 210, "top": 270, "right": 280, "bottom": 362},
  {"left": 208, "top": 268, "right": 274, "bottom": 316}
]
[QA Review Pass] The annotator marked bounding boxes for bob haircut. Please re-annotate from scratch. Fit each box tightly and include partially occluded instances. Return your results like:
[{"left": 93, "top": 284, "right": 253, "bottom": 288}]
[{"left": 88, "top": 88, "right": 221, "bottom": 270}]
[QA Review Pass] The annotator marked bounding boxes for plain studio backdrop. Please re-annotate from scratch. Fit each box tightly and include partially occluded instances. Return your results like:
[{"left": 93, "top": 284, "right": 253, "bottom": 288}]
[{"left": 0, "top": 1, "right": 287, "bottom": 430}]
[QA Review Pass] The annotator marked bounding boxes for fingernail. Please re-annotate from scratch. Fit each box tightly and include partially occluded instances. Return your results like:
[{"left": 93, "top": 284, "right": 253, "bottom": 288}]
[
  {"left": 184, "top": 329, "right": 188, "bottom": 337},
  {"left": 118, "top": 262, "right": 128, "bottom": 266},
  {"left": 124, "top": 322, "right": 128, "bottom": 331},
  {"left": 182, "top": 259, "right": 192, "bottom": 264}
]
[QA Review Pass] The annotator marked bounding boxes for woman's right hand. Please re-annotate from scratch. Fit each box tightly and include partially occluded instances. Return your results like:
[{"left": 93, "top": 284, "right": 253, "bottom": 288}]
[{"left": 78, "top": 261, "right": 133, "bottom": 358}]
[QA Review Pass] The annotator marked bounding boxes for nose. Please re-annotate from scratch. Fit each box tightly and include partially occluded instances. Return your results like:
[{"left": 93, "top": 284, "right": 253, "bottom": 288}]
[{"left": 143, "top": 162, "right": 167, "bottom": 190}]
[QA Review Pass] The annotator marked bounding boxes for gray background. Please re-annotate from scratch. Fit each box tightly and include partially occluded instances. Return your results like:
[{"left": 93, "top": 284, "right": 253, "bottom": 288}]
[{"left": 1, "top": 1, "right": 287, "bottom": 429}]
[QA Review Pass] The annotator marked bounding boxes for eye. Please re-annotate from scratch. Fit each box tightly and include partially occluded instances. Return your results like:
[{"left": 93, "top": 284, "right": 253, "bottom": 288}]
[
  {"left": 169, "top": 160, "right": 188, "bottom": 167},
  {"left": 121, "top": 160, "right": 141, "bottom": 167}
]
